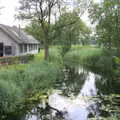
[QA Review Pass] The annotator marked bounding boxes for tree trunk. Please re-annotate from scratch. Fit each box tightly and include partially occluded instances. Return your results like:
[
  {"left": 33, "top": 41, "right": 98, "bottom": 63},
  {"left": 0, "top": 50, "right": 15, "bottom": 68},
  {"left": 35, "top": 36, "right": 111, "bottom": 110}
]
[{"left": 44, "top": 45, "right": 49, "bottom": 60}]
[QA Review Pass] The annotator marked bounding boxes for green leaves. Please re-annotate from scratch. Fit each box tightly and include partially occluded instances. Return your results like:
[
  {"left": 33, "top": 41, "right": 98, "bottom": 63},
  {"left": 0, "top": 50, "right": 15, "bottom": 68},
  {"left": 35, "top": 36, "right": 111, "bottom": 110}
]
[
  {"left": 53, "top": 11, "right": 91, "bottom": 56},
  {"left": 0, "top": 56, "right": 62, "bottom": 118},
  {"left": 89, "top": 0, "right": 120, "bottom": 50}
]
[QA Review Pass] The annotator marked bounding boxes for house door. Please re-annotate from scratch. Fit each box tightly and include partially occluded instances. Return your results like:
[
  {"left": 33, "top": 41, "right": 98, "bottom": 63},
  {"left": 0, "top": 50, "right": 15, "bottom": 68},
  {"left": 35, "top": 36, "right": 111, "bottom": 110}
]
[{"left": 0, "top": 43, "right": 3, "bottom": 57}]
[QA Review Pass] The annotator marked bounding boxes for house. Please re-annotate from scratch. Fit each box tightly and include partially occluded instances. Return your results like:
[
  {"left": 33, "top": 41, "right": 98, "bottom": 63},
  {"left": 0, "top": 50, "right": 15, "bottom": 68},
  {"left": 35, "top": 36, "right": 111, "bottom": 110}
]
[{"left": 0, "top": 24, "right": 40, "bottom": 57}]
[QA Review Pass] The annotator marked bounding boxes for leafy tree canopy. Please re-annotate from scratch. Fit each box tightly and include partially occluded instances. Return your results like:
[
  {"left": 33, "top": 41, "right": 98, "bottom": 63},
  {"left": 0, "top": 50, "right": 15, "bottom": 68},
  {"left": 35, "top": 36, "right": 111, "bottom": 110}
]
[{"left": 89, "top": 0, "right": 120, "bottom": 51}]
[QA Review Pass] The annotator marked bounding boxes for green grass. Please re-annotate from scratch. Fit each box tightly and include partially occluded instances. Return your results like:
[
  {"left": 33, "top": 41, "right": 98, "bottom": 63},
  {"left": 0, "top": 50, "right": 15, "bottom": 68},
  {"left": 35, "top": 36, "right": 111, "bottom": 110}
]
[
  {"left": 0, "top": 48, "right": 63, "bottom": 118},
  {"left": 34, "top": 49, "right": 44, "bottom": 61},
  {"left": 0, "top": 63, "right": 26, "bottom": 71},
  {"left": 64, "top": 46, "right": 102, "bottom": 67},
  {"left": 0, "top": 50, "right": 44, "bottom": 71},
  {"left": 63, "top": 46, "right": 117, "bottom": 76},
  {"left": 0, "top": 45, "right": 119, "bottom": 118},
  {"left": 48, "top": 47, "right": 63, "bottom": 65}
]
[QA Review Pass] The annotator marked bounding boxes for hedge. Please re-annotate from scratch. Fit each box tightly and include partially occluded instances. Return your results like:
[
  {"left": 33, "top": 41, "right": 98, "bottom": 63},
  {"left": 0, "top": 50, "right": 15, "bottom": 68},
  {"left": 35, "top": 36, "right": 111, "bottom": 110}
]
[{"left": 0, "top": 54, "right": 34, "bottom": 66}]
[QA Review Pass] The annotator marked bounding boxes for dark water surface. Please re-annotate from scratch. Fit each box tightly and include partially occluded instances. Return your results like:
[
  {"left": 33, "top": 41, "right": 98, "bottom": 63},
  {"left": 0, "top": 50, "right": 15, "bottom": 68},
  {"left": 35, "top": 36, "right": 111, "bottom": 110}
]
[{"left": 25, "top": 67, "right": 120, "bottom": 120}]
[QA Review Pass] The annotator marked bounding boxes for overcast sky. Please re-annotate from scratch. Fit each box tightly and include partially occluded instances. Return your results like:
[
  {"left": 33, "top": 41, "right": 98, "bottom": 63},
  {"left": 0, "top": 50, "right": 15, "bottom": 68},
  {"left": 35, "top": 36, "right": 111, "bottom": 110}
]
[
  {"left": 0, "top": 0, "right": 100, "bottom": 27},
  {"left": 0, "top": 0, "right": 19, "bottom": 26}
]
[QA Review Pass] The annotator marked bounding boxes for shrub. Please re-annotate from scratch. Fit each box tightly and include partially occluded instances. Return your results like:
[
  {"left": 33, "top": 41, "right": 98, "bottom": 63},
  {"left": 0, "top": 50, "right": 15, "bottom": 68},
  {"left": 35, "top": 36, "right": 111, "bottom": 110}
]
[
  {"left": 0, "top": 59, "right": 62, "bottom": 118},
  {"left": 0, "top": 54, "right": 34, "bottom": 66},
  {"left": 64, "top": 46, "right": 102, "bottom": 67},
  {"left": 34, "top": 49, "right": 44, "bottom": 60},
  {"left": 0, "top": 80, "right": 23, "bottom": 113},
  {"left": 48, "top": 48, "right": 63, "bottom": 65}
]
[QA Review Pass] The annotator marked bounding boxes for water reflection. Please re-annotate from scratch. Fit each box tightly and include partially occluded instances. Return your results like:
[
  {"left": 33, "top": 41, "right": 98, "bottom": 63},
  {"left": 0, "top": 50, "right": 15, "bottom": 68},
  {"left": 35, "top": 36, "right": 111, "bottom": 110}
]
[
  {"left": 49, "top": 68, "right": 100, "bottom": 120},
  {"left": 26, "top": 67, "right": 101, "bottom": 120},
  {"left": 25, "top": 66, "right": 120, "bottom": 120}
]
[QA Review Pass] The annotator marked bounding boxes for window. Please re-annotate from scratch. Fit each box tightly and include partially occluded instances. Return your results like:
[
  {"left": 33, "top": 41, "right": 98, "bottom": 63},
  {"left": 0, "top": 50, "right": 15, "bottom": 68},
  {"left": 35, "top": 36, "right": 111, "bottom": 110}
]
[
  {"left": 28, "top": 44, "right": 30, "bottom": 51},
  {"left": 32, "top": 44, "right": 34, "bottom": 50},
  {"left": 35, "top": 44, "right": 38, "bottom": 50},
  {"left": 29, "top": 44, "right": 32, "bottom": 51},
  {"left": 5, "top": 46, "right": 12, "bottom": 55},
  {"left": 31, "top": 44, "right": 34, "bottom": 50},
  {"left": 20, "top": 45, "right": 23, "bottom": 53},
  {"left": 33, "top": 44, "right": 35, "bottom": 50},
  {"left": 0, "top": 43, "right": 3, "bottom": 57},
  {"left": 24, "top": 44, "right": 27, "bottom": 52}
]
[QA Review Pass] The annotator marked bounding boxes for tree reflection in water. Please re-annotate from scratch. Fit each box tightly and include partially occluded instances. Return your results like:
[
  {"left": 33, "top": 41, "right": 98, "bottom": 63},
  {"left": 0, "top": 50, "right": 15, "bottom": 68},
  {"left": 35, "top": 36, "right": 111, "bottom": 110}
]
[{"left": 25, "top": 66, "right": 120, "bottom": 120}]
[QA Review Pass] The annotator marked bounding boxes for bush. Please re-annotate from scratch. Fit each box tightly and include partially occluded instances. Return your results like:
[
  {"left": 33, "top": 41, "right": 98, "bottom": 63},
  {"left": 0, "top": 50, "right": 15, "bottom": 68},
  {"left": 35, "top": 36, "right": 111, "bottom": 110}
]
[
  {"left": 0, "top": 60, "right": 62, "bottom": 119},
  {"left": 48, "top": 48, "right": 63, "bottom": 65},
  {"left": 113, "top": 57, "right": 120, "bottom": 77},
  {"left": 64, "top": 46, "right": 102, "bottom": 67},
  {"left": 0, "top": 54, "right": 34, "bottom": 66},
  {"left": 0, "top": 80, "right": 23, "bottom": 113}
]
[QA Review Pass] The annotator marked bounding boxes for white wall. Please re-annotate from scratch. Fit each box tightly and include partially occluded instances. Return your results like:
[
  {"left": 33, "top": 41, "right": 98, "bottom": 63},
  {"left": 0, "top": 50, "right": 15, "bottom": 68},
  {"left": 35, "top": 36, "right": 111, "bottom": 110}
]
[
  {"left": 0, "top": 29, "right": 39, "bottom": 56},
  {"left": 19, "top": 44, "right": 39, "bottom": 56},
  {"left": 0, "top": 28, "right": 20, "bottom": 56}
]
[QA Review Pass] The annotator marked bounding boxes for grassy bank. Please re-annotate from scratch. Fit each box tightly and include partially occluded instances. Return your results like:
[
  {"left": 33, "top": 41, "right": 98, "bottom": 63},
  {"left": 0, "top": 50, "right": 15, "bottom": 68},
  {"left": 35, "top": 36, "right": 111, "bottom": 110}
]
[
  {"left": 63, "top": 46, "right": 116, "bottom": 75},
  {"left": 0, "top": 46, "right": 119, "bottom": 119},
  {"left": 64, "top": 46, "right": 102, "bottom": 67},
  {"left": 0, "top": 49, "right": 63, "bottom": 119}
]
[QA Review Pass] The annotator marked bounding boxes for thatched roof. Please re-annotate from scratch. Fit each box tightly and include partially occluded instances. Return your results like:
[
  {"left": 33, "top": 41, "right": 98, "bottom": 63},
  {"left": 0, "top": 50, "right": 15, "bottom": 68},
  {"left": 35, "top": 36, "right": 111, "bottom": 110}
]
[{"left": 0, "top": 24, "right": 39, "bottom": 44}]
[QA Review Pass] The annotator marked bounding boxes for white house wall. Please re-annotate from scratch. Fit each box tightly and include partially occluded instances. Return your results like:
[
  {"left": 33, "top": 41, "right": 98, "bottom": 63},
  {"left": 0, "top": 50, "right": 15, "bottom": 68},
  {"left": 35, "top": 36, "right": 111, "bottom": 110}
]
[
  {"left": 20, "top": 44, "right": 39, "bottom": 56},
  {"left": 0, "top": 29, "right": 20, "bottom": 56},
  {"left": 20, "top": 50, "right": 38, "bottom": 55}
]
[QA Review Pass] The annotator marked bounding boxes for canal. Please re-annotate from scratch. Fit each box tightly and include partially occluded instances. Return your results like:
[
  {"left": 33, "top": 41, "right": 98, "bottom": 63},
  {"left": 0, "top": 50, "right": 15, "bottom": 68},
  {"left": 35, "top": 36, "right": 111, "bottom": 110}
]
[{"left": 25, "top": 66, "right": 120, "bottom": 120}]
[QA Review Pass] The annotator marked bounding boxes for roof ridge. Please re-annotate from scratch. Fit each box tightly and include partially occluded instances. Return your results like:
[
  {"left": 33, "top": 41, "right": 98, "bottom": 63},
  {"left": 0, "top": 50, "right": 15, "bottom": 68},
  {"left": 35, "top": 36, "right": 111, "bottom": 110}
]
[
  {"left": 0, "top": 24, "right": 23, "bottom": 44},
  {"left": 0, "top": 24, "right": 39, "bottom": 44}
]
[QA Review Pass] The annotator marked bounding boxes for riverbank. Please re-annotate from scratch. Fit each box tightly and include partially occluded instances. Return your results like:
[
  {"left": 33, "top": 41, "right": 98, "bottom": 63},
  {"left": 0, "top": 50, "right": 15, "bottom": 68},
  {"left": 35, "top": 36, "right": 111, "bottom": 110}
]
[
  {"left": 64, "top": 46, "right": 120, "bottom": 78},
  {"left": 0, "top": 46, "right": 119, "bottom": 119},
  {"left": 0, "top": 48, "right": 63, "bottom": 119}
]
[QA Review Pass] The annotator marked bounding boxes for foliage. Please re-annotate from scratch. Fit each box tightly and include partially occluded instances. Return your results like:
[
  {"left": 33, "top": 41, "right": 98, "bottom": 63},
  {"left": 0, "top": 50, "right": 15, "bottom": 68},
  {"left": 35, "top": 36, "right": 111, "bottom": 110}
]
[
  {"left": 64, "top": 46, "right": 102, "bottom": 67},
  {"left": 89, "top": 0, "right": 120, "bottom": 51},
  {"left": 53, "top": 12, "right": 91, "bottom": 56},
  {"left": 17, "top": 0, "right": 63, "bottom": 60},
  {"left": 0, "top": 54, "right": 34, "bottom": 66},
  {"left": 88, "top": 94, "right": 120, "bottom": 120},
  {"left": 0, "top": 45, "right": 119, "bottom": 119},
  {"left": 34, "top": 49, "right": 44, "bottom": 61},
  {"left": 113, "top": 57, "right": 120, "bottom": 78},
  {"left": 48, "top": 47, "right": 63, "bottom": 66},
  {"left": 24, "top": 21, "right": 54, "bottom": 45},
  {"left": 63, "top": 46, "right": 120, "bottom": 78},
  {"left": 24, "top": 22, "right": 42, "bottom": 43},
  {"left": 20, "top": 0, "right": 92, "bottom": 59},
  {"left": 0, "top": 57, "right": 62, "bottom": 119}
]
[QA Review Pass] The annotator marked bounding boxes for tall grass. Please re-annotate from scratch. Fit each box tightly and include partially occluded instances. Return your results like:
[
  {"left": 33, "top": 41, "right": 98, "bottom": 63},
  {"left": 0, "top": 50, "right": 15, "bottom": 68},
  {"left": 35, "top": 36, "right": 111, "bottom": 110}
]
[
  {"left": 64, "top": 46, "right": 102, "bottom": 67},
  {"left": 0, "top": 58, "right": 62, "bottom": 118},
  {"left": 63, "top": 46, "right": 116, "bottom": 76},
  {"left": 48, "top": 47, "right": 63, "bottom": 65},
  {"left": 0, "top": 46, "right": 116, "bottom": 118},
  {"left": 34, "top": 49, "right": 44, "bottom": 61}
]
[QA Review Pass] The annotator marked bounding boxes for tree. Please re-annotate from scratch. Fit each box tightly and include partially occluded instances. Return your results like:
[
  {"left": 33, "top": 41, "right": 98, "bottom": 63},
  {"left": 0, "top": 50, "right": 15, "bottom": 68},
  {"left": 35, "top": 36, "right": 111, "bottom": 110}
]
[
  {"left": 89, "top": 0, "right": 120, "bottom": 53},
  {"left": 17, "top": 0, "right": 92, "bottom": 59},
  {"left": 24, "top": 22, "right": 40, "bottom": 41},
  {"left": 17, "top": 0, "right": 61, "bottom": 60},
  {"left": 53, "top": 11, "right": 91, "bottom": 56}
]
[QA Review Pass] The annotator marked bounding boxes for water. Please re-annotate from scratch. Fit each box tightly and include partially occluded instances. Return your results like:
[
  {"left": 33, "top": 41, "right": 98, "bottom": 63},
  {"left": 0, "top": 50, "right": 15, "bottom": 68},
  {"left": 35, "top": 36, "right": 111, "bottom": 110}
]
[
  {"left": 24, "top": 66, "right": 120, "bottom": 120},
  {"left": 26, "top": 67, "right": 103, "bottom": 120}
]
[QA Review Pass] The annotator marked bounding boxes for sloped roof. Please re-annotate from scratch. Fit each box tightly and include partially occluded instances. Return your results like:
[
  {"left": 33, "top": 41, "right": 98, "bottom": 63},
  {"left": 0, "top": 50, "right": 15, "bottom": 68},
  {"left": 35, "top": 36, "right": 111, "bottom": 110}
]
[{"left": 0, "top": 24, "right": 39, "bottom": 44}]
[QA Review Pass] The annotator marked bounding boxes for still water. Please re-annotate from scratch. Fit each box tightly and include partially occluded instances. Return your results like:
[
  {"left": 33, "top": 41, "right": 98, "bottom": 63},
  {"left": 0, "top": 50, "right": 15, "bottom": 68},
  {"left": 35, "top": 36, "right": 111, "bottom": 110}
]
[{"left": 25, "top": 67, "right": 120, "bottom": 120}]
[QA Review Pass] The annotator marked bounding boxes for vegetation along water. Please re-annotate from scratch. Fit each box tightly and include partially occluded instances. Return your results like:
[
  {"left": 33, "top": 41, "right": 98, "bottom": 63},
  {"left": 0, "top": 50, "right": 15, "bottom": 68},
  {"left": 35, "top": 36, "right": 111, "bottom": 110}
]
[
  {"left": 0, "top": 46, "right": 119, "bottom": 120},
  {"left": 0, "top": 0, "right": 120, "bottom": 119}
]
